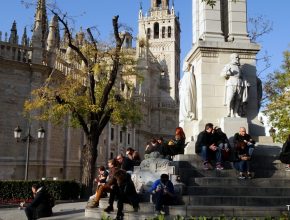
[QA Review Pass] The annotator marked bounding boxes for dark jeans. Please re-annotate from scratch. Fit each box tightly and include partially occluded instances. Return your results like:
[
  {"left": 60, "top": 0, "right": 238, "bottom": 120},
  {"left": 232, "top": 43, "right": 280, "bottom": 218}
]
[
  {"left": 109, "top": 185, "right": 139, "bottom": 216},
  {"left": 201, "top": 145, "right": 223, "bottom": 163},
  {"left": 234, "top": 160, "right": 251, "bottom": 172},
  {"left": 25, "top": 206, "right": 35, "bottom": 220},
  {"left": 152, "top": 191, "right": 174, "bottom": 211},
  {"left": 107, "top": 185, "right": 118, "bottom": 207}
]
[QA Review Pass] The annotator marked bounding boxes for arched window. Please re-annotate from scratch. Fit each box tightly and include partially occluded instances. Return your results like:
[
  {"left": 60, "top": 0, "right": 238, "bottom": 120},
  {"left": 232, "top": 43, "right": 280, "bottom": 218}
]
[
  {"left": 147, "top": 28, "right": 151, "bottom": 39},
  {"left": 156, "top": 0, "right": 162, "bottom": 7},
  {"left": 154, "top": 22, "right": 159, "bottom": 39},
  {"left": 168, "top": 26, "right": 171, "bottom": 38},
  {"left": 162, "top": 27, "right": 166, "bottom": 38}
]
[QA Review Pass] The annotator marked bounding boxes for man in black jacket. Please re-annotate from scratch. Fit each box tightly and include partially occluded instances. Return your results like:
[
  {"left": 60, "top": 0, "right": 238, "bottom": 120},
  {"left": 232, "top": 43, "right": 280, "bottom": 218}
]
[
  {"left": 195, "top": 123, "right": 224, "bottom": 170},
  {"left": 22, "top": 184, "right": 53, "bottom": 220},
  {"left": 233, "top": 127, "right": 255, "bottom": 157},
  {"left": 116, "top": 154, "right": 134, "bottom": 172},
  {"left": 104, "top": 169, "right": 139, "bottom": 220}
]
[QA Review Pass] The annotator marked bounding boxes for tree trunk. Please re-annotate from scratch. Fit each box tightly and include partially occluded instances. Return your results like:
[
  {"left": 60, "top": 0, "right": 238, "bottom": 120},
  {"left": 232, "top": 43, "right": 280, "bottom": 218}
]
[{"left": 81, "top": 133, "right": 99, "bottom": 199}]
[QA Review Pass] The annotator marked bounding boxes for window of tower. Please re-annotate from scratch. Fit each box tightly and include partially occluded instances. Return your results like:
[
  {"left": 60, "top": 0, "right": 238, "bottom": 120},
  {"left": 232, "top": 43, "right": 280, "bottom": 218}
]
[
  {"left": 154, "top": 22, "right": 159, "bottom": 39},
  {"left": 162, "top": 27, "right": 165, "bottom": 38},
  {"left": 156, "top": 0, "right": 162, "bottom": 7},
  {"left": 147, "top": 28, "right": 151, "bottom": 39},
  {"left": 125, "top": 38, "right": 130, "bottom": 48},
  {"left": 168, "top": 26, "right": 171, "bottom": 38}
]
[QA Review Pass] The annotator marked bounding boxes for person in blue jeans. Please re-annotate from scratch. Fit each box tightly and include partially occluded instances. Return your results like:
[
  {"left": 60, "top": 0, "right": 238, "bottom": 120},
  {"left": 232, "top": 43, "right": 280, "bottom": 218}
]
[
  {"left": 149, "top": 174, "right": 175, "bottom": 215},
  {"left": 233, "top": 141, "right": 252, "bottom": 179},
  {"left": 196, "top": 123, "right": 224, "bottom": 170},
  {"left": 233, "top": 127, "right": 255, "bottom": 177}
]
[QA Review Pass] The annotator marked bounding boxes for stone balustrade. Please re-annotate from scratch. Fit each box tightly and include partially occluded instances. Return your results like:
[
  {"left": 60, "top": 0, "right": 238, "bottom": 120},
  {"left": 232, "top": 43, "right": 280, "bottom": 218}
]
[{"left": 0, "top": 41, "right": 31, "bottom": 63}]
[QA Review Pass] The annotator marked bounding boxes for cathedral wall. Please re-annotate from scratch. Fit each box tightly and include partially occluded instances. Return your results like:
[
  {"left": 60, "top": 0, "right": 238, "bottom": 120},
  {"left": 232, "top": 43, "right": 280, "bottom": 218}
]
[{"left": 0, "top": 59, "right": 83, "bottom": 180}]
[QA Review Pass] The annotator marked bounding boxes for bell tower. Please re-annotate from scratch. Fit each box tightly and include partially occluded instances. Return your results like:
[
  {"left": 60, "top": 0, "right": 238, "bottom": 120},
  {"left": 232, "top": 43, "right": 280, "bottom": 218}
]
[{"left": 138, "top": 0, "right": 181, "bottom": 101}]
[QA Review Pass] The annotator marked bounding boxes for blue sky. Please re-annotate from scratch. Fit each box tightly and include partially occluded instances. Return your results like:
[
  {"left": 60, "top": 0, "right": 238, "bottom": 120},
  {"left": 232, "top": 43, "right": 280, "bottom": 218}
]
[{"left": 0, "top": 0, "right": 289, "bottom": 81}]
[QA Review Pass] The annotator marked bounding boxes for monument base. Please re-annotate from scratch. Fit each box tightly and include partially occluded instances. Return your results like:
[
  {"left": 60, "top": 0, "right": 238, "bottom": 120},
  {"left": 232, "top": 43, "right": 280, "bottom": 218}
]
[
  {"left": 220, "top": 117, "right": 248, "bottom": 141},
  {"left": 183, "top": 119, "right": 199, "bottom": 155}
]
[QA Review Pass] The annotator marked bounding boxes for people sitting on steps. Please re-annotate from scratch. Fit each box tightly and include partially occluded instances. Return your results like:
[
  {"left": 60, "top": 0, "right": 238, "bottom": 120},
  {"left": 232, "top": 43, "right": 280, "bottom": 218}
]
[
  {"left": 233, "top": 141, "right": 252, "bottom": 179},
  {"left": 195, "top": 123, "right": 225, "bottom": 170},
  {"left": 166, "top": 127, "right": 187, "bottom": 156},
  {"left": 213, "top": 126, "right": 232, "bottom": 162},
  {"left": 145, "top": 127, "right": 187, "bottom": 160},
  {"left": 87, "top": 158, "right": 119, "bottom": 208},
  {"left": 91, "top": 165, "right": 109, "bottom": 200},
  {"left": 233, "top": 127, "right": 255, "bottom": 159},
  {"left": 126, "top": 147, "right": 142, "bottom": 166},
  {"left": 116, "top": 154, "right": 134, "bottom": 173}
]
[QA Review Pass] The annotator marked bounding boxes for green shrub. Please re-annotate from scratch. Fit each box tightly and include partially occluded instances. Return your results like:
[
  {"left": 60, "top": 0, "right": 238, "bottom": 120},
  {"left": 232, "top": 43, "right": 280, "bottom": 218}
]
[{"left": 0, "top": 180, "right": 82, "bottom": 203}]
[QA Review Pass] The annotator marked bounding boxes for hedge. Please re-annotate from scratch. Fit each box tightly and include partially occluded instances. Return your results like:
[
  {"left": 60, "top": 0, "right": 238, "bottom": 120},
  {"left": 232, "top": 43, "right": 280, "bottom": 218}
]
[{"left": 0, "top": 180, "right": 82, "bottom": 204}]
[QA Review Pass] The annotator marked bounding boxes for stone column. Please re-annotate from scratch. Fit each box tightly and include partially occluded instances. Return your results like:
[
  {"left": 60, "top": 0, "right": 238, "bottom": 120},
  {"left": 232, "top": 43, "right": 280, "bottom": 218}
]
[
  {"left": 228, "top": 0, "right": 250, "bottom": 43},
  {"left": 193, "top": 0, "right": 224, "bottom": 42}
]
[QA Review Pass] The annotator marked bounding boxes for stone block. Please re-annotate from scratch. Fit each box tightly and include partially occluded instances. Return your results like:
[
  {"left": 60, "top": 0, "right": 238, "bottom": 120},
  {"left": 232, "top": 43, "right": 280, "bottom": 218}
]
[{"left": 220, "top": 117, "right": 248, "bottom": 140}]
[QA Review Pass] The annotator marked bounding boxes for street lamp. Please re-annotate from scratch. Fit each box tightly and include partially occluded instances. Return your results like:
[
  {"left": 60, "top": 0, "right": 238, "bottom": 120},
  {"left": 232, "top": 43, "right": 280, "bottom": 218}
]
[{"left": 14, "top": 125, "right": 45, "bottom": 180}]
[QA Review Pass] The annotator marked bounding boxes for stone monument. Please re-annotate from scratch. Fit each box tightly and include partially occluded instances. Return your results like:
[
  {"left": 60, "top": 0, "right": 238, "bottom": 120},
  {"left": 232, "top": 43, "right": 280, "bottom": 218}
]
[
  {"left": 179, "top": 61, "right": 196, "bottom": 128},
  {"left": 182, "top": 0, "right": 265, "bottom": 154}
]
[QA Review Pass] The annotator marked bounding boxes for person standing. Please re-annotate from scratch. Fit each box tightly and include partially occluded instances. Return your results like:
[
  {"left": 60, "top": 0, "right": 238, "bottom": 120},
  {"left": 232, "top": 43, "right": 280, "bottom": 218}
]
[{"left": 104, "top": 169, "right": 139, "bottom": 220}]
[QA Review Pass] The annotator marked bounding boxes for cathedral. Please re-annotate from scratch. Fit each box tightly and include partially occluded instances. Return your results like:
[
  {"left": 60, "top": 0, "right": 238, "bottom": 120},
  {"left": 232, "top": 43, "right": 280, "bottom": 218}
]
[{"left": 0, "top": 0, "right": 180, "bottom": 180}]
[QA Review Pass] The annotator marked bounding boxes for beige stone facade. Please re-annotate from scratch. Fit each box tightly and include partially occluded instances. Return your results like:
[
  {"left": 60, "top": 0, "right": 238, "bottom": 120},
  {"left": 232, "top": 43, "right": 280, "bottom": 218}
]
[
  {"left": 184, "top": 0, "right": 264, "bottom": 154},
  {"left": 0, "top": 0, "right": 180, "bottom": 180}
]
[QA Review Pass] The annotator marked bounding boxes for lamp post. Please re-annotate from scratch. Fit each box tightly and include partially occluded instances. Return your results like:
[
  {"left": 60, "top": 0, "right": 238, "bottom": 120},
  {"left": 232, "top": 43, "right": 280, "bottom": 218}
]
[{"left": 14, "top": 125, "right": 45, "bottom": 180}]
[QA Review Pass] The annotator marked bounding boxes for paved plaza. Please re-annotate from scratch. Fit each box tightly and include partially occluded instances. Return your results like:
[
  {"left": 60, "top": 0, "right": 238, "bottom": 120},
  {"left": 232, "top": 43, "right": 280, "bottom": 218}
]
[{"left": 0, "top": 202, "right": 94, "bottom": 220}]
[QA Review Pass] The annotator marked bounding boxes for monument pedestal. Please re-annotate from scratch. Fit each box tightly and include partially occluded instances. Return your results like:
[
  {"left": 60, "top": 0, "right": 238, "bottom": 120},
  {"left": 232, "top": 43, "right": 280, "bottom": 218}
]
[
  {"left": 220, "top": 117, "right": 248, "bottom": 141},
  {"left": 183, "top": 120, "right": 198, "bottom": 155}
]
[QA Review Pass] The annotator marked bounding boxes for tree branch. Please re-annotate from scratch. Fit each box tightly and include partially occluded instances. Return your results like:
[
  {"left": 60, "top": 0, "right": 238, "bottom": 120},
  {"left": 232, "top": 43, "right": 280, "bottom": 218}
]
[
  {"left": 50, "top": 10, "right": 89, "bottom": 68},
  {"left": 99, "top": 16, "right": 125, "bottom": 111},
  {"left": 55, "top": 95, "right": 89, "bottom": 135}
]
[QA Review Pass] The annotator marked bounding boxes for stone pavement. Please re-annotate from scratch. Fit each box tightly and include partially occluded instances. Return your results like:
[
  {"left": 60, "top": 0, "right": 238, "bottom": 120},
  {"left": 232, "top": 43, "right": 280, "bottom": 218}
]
[{"left": 0, "top": 202, "right": 95, "bottom": 220}]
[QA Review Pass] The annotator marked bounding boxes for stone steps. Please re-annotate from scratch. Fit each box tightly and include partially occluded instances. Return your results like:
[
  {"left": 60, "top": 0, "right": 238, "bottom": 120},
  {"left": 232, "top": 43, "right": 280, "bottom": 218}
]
[
  {"left": 85, "top": 150, "right": 290, "bottom": 219},
  {"left": 185, "top": 186, "right": 290, "bottom": 196},
  {"left": 85, "top": 205, "right": 288, "bottom": 219},
  {"left": 190, "top": 177, "right": 290, "bottom": 187},
  {"left": 181, "top": 195, "right": 290, "bottom": 206},
  {"left": 178, "top": 167, "right": 290, "bottom": 179}
]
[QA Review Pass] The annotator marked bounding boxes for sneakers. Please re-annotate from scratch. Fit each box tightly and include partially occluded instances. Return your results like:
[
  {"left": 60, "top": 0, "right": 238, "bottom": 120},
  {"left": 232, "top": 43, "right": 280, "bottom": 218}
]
[
  {"left": 104, "top": 205, "right": 114, "bottom": 213},
  {"left": 285, "top": 165, "right": 290, "bottom": 171},
  {"left": 155, "top": 210, "right": 165, "bottom": 216},
  {"left": 114, "top": 214, "right": 124, "bottom": 220},
  {"left": 238, "top": 173, "right": 246, "bottom": 179},
  {"left": 203, "top": 162, "right": 210, "bottom": 170},
  {"left": 86, "top": 201, "right": 99, "bottom": 208},
  {"left": 247, "top": 172, "right": 252, "bottom": 179},
  {"left": 216, "top": 164, "right": 224, "bottom": 170}
]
